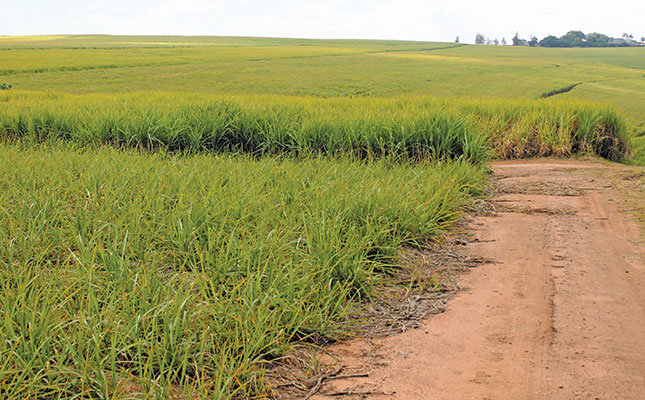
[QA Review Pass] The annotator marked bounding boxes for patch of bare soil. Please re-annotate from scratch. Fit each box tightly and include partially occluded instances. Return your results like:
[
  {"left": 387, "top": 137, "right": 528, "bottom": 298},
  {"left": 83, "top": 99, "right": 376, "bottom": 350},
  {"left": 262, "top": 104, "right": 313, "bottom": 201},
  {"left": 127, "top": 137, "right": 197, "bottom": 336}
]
[
  {"left": 303, "top": 159, "right": 645, "bottom": 400},
  {"left": 267, "top": 238, "right": 486, "bottom": 399}
]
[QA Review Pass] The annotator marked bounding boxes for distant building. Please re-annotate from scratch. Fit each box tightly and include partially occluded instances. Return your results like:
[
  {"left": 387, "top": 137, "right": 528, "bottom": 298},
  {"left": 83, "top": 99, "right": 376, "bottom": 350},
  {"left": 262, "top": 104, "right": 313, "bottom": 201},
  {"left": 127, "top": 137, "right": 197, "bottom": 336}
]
[{"left": 610, "top": 38, "right": 641, "bottom": 46}]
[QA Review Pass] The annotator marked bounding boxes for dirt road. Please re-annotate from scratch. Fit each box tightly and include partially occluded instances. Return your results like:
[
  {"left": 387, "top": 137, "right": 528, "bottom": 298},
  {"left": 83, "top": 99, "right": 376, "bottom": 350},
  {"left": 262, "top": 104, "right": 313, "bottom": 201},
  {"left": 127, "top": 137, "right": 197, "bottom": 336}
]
[{"left": 312, "top": 160, "right": 645, "bottom": 400}]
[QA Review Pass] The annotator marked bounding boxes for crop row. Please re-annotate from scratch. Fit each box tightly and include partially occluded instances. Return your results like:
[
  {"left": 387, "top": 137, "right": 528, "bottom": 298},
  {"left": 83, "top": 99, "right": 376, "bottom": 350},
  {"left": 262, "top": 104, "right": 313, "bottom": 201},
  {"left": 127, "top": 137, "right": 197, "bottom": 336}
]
[{"left": 0, "top": 92, "right": 630, "bottom": 162}]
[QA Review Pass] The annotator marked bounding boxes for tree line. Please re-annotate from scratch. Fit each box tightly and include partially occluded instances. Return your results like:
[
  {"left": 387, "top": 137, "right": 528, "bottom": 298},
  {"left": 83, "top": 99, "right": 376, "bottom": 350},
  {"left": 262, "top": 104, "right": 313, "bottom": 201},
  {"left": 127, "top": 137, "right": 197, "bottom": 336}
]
[{"left": 471, "top": 31, "right": 644, "bottom": 47}]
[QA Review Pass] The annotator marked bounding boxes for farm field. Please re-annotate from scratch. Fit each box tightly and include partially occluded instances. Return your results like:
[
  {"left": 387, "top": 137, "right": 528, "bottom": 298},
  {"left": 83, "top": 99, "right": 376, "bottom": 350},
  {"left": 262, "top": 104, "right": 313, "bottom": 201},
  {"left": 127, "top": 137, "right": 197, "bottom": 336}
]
[
  {"left": 0, "top": 143, "right": 487, "bottom": 398},
  {"left": 2, "top": 35, "right": 642, "bottom": 161},
  {"left": 0, "top": 35, "right": 643, "bottom": 398}
]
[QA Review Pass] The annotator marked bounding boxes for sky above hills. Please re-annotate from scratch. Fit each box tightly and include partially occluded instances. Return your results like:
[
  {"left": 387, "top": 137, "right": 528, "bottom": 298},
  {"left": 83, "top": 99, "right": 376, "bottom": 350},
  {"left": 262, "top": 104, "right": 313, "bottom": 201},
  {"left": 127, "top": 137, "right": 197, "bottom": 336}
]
[{"left": 3, "top": 0, "right": 644, "bottom": 44}]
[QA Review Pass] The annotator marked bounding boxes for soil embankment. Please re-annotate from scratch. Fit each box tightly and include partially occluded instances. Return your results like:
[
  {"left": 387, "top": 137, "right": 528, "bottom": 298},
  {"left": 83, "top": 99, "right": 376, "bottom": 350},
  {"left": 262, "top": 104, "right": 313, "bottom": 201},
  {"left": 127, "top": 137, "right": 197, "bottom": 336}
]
[{"left": 312, "top": 159, "right": 645, "bottom": 400}]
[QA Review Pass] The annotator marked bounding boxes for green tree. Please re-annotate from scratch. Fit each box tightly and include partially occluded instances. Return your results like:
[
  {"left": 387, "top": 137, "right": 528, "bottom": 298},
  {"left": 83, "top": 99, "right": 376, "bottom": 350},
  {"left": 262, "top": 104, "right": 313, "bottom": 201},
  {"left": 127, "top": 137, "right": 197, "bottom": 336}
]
[
  {"left": 560, "top": 30, "right": 586, "bottom": 47},
  {"left": 586, "top": 32, "right": 611, "bottom": 47},
  {"left": 538, "top": 35, "right": 561, "bottom": 47},
  {"left": 512, "top": 32, "right": 521, "bottom": 46},
  {"left": 475, "top": 33, "right": 486, "bottom": 44},
  {"left": 529, "top": 36, "right": 538, "bottom": 47}
]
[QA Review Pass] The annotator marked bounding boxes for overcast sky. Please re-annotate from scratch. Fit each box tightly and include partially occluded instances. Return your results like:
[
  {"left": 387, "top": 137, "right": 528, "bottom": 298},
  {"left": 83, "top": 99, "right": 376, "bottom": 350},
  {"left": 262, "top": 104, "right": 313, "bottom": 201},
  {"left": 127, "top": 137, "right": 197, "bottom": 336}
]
[{"left": 3, "top": 0, "right": 644, "bottom": 44}]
